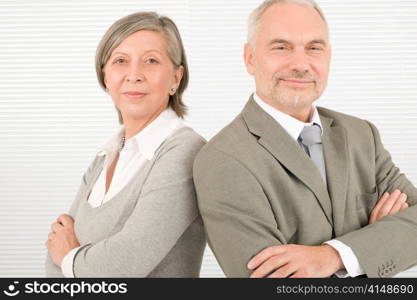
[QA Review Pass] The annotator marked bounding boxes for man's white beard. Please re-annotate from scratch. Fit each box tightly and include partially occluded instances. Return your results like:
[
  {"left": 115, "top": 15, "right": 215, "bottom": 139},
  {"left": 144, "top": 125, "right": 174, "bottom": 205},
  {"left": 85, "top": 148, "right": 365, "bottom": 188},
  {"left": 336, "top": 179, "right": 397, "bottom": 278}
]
[
  {"left": 265, "top": 71, "right": 321, "bottom": 108},
  {"left": 269, "top": 88, "right": 317, "bottom": 109}
]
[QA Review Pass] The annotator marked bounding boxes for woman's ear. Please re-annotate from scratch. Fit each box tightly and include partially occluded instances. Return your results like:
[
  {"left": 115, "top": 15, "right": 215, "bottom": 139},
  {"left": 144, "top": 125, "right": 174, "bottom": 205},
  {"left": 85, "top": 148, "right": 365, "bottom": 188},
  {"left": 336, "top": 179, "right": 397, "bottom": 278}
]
[
  {"left": 173, "top": 65, "right": 184, "bottom": 87},
  {"left": 103, "top": 70, "right": 109, "bottom": 91}
]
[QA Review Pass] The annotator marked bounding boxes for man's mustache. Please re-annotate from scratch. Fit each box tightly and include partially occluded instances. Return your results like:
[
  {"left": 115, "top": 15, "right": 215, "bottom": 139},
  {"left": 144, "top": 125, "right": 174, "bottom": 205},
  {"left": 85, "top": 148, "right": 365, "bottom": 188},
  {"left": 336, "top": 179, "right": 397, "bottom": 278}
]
[{"left": 273, "top": 72, "right": 317, "bottom": 84}]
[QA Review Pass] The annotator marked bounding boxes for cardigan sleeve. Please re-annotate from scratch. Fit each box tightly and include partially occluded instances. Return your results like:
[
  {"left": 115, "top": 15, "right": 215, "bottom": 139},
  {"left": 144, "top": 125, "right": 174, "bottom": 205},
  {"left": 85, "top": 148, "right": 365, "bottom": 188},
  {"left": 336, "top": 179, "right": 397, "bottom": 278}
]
[
  {"left": 44, "top": 155, "right": 103, "bottom": 277},
  {"left": 71, "top": 132, "right": 206, "bottom": 277}
]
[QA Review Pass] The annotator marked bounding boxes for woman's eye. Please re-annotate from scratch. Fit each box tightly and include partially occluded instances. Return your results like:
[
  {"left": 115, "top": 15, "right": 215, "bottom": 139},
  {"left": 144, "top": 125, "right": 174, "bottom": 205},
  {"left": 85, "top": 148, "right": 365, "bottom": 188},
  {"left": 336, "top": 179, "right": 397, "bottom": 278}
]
[
  {"left": 114, "top": 58, "right": 126, "bottom": 64},
  {"left": 146, "top": 58, "right": 158, "bottom": 64}
]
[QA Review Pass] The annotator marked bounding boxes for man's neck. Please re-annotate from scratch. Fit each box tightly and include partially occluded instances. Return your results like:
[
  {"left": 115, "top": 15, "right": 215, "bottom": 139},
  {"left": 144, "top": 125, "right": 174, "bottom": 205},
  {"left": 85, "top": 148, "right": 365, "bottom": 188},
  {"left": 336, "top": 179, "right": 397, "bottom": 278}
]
[{"left": 256, "top": 93, "right": 313, "bottom": 123}]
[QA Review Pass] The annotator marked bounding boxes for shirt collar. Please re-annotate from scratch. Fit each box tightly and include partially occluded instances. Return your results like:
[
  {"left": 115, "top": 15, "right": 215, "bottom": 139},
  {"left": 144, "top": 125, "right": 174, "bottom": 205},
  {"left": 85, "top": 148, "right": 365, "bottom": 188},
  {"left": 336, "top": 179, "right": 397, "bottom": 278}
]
[
  {"left": 97, "top": 108, "right": 183, "bottom": 160},
  {"left": 97, "top": 127, "right": 124, "bottom": 157},
  {"left": 253, "top": 92, "right": 323, "bottom": 141}
]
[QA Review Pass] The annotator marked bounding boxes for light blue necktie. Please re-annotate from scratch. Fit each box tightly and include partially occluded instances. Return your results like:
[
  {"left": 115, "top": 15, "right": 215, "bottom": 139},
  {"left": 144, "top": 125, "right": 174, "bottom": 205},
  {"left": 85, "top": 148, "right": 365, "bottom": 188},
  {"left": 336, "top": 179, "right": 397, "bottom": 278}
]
[{"left": 298, "top": 124, "right": 327, "bottom": 185}]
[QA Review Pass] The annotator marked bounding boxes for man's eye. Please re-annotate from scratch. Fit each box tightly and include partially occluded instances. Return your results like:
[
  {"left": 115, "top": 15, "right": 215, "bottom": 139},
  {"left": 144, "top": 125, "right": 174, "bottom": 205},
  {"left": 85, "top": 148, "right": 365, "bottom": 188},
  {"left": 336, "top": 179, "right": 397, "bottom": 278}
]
[
  {"left": 273, "top": 46, "right": 286, "bottom": 50},
  {"left": 309, "top": 46, "right": 323, "bottom": 51}
]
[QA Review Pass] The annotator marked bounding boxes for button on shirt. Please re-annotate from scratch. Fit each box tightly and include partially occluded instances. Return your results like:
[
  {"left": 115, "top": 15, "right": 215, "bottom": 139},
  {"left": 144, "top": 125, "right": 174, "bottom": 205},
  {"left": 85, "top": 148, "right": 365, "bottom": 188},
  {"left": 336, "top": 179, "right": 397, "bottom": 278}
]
[
  {"left": 253, "top": 93, "right": 365, "bottom": 277},
  {"left": 60, "top": 108, "right": 183, "bottom": 277}
]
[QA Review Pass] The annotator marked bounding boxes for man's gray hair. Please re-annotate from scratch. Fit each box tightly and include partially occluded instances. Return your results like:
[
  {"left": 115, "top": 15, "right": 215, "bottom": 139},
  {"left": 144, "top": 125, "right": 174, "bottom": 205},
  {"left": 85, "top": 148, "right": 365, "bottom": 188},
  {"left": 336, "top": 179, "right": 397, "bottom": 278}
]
[{"left": 247, "top": 0, "right": 328, "bottom": 46}]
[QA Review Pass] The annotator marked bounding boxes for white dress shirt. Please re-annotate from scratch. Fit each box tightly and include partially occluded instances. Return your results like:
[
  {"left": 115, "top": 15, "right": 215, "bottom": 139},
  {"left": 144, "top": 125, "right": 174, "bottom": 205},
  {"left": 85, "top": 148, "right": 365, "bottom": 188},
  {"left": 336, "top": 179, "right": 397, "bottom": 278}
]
[
  {"left": 253, "top": 93, "right": 365, "bottom": 277},
  {"left": 61, "top": 108, "right": 183, "bottom": 277}
]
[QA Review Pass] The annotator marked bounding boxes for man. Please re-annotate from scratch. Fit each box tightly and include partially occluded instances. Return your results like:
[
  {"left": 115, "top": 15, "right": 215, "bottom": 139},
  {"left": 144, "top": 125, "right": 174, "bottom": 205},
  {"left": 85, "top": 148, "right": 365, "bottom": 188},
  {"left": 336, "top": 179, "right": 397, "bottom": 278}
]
[{"left": 193, "top": 0, "right": 417, "bottom": 278}]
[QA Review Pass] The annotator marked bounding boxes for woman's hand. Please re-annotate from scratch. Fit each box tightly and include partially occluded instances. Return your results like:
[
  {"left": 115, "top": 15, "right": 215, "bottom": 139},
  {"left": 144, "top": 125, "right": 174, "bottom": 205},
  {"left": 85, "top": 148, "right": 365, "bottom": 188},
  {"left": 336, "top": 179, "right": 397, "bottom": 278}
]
[{"left": 45, "top": 214, "right": 80, "bottom": 267}]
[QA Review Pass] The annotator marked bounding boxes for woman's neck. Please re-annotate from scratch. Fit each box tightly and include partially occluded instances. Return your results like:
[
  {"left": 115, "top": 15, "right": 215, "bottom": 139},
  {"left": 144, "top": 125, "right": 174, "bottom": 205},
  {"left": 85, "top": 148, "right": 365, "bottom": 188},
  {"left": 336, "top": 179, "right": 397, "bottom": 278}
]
[{"left": 122, "top": 106, "right": 167, "bottom": 140}]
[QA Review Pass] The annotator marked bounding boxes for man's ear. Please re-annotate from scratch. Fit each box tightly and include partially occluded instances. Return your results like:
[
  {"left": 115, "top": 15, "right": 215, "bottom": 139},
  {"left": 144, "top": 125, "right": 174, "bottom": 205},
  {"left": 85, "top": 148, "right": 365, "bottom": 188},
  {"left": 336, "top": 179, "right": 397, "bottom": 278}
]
[
  {"left": 329, "top": 44, "right": 332, "bottom": 61},
  {"left": 243, "top": 43, "right": 255, "bottom": 76}
]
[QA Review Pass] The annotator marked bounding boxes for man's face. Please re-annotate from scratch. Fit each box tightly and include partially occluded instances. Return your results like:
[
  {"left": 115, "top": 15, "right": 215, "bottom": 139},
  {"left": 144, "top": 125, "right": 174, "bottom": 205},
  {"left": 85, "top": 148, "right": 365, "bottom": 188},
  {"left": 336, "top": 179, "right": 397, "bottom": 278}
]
[{"left": 244, "top": 3, "right": 331, "bottom": 112}]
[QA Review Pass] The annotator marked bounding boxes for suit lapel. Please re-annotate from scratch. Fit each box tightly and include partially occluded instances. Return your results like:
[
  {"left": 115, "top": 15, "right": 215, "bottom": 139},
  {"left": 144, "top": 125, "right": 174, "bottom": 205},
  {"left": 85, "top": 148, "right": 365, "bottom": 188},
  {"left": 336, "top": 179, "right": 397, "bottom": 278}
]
[
  {"left": 319, "top": 111, "right": 349, "bottom": 236},
  {"left": 242, "top": 97, "right": 333, "bottom": 227}
]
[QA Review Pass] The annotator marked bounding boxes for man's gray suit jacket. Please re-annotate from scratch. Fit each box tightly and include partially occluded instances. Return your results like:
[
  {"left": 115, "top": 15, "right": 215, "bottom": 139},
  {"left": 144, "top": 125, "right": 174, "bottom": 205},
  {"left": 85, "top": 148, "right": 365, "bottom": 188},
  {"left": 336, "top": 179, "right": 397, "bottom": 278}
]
[{"left": 193, "top": 96, "right": 417, "bottom": 277}]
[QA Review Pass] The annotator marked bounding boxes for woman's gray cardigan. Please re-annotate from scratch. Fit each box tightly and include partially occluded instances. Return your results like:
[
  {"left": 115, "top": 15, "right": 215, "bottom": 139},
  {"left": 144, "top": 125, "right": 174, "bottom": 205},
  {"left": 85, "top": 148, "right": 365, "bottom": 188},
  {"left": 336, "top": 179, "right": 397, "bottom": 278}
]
[{"left": 45, "top": 126, "right": 206, "bottom": 277}]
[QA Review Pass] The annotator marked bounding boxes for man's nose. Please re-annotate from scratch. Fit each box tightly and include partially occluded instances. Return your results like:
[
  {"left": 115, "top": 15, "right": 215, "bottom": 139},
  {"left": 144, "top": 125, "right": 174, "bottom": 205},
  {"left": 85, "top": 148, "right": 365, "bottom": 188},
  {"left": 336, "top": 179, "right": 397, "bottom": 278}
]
[{"left": 289, "top": 50, "right": 311, "bottom": 74}]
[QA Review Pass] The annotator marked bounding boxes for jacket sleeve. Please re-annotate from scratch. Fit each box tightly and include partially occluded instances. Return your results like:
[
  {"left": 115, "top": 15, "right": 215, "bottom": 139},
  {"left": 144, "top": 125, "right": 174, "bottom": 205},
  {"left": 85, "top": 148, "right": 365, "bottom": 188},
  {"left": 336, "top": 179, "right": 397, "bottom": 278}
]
[
  {"left": 193, "top": 146, "right": 287, "bottom": 277},
  {"left": 337, "top": 121, "right": 417, "bottom": 277}
]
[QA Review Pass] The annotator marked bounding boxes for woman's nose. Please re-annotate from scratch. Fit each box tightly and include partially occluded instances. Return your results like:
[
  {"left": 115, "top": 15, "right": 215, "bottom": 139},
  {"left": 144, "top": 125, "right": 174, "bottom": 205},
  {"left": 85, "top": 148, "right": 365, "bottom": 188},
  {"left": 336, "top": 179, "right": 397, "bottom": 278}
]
[{"left": 126, "top": 65, "right": 145, "bottom": 83}]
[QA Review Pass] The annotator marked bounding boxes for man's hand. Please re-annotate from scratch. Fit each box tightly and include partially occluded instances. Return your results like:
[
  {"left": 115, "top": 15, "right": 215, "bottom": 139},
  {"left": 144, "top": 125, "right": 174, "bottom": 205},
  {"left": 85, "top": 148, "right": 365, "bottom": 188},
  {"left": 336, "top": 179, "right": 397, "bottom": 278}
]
[
  {"left": 45, "top": 214, "right": 80, "bottom": 267},
  {"left": 369, "top": 190, "right": 408, "bottom": 224},
  {"left": 247, "top": 190, "right": 409, "bottom": 278},
  {"left": 247, "top": 244, "right": 343, "bottom": 278}
]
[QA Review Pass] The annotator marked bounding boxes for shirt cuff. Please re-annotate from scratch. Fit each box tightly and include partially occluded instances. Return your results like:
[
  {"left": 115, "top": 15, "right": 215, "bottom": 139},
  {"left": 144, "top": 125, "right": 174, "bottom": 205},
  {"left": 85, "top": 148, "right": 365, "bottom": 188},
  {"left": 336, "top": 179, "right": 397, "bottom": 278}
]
[
  {"left": 325, "top": 239, "right": 365, "bottom": 277},
  {"left": 61, "top": 247, "right": 81, "bottom": 278}
]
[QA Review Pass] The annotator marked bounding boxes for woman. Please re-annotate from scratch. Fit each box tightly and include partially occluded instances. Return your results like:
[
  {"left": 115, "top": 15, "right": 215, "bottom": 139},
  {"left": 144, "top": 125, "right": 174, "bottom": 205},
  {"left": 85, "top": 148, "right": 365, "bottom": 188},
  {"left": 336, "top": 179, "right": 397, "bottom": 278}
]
[{"left": 44, "top": 12, "right": 206, "bottom": 277}]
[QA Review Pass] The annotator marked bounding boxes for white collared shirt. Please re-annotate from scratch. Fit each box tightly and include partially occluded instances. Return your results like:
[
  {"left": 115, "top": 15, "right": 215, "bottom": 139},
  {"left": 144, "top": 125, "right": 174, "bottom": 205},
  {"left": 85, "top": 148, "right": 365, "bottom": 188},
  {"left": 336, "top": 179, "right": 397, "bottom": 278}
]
[
  {"left": 253, "top": 93, "right": 323, "bottom": 140},
  {"left": 89, "top": 108, "right": 183, "bottom": 207},
  {"left": 253, "top": 92, "right": 365, "bottom": 277},
  {"left": 61, "top": 107, "right": 183, "bottom": 277}
]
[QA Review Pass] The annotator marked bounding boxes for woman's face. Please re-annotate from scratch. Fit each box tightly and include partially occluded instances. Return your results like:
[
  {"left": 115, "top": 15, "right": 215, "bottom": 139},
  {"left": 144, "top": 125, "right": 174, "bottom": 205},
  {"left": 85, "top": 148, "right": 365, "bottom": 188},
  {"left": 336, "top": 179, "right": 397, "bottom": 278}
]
[{"left": 104, "top": 30, "right": 183, "bottom": 124}]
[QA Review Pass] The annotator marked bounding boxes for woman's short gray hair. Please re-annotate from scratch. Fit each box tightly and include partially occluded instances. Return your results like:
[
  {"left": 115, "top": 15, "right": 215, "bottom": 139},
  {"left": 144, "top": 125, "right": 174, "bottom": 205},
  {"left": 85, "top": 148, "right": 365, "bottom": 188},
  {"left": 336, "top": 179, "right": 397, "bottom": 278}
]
[
  {"left": 247, "top": 0, "right": 328, "bottom": 46},
  {"left": 96, "top": 12, "right": 189, "bottom": 123}
]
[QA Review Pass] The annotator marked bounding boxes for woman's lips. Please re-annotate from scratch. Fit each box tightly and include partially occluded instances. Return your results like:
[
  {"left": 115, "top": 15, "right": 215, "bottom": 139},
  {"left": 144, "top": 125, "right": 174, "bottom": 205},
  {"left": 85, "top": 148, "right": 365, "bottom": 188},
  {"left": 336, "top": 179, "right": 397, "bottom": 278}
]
[{"left": 123, "top": 91, "right": 147, "bottom": 99}]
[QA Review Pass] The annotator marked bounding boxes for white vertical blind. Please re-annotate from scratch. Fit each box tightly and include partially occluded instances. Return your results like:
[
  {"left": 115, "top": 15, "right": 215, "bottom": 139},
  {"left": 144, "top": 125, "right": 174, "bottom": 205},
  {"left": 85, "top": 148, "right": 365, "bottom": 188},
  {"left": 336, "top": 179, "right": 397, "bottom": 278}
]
[{"left": 0, "top": 0, "right": 416, "bottom": 277}]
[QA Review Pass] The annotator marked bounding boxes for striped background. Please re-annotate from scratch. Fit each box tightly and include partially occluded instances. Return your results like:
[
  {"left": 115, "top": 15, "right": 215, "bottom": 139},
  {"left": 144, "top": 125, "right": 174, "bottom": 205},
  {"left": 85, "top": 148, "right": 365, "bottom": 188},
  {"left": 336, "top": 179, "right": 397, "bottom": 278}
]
[{"left": 0, "top": 0, "right": 416, "bottom": 277}]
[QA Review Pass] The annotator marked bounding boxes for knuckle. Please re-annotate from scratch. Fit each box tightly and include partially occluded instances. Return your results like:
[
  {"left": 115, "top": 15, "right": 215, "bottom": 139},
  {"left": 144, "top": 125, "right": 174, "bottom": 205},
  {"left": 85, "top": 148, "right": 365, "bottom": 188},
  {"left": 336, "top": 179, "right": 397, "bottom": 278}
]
[
  {"left": 300, "top": 268, "right": 310, "bottom": 277},
  {"left": 274, "top": 270, "right": 285, "bottom": 278},
  {"left": 272, "top": 245, "right": 282, "bottom": 252},
  {"left": 267, "top": 246, "right": 280, "bottom": 255},
  {"left": 284, "top": 244, "right": 293, "bottom": 251},
  {"left": 263, "top": 248, "right": 273, "bottom": 257},
  {"left": 295, "top": 271, "right": 305, "bottom": 278},
  {"left": 272, "top": 255, "right": 281, "bottom": 265},
  {"left": 379, "top": 208, "right": 389, "bottom": 215}
]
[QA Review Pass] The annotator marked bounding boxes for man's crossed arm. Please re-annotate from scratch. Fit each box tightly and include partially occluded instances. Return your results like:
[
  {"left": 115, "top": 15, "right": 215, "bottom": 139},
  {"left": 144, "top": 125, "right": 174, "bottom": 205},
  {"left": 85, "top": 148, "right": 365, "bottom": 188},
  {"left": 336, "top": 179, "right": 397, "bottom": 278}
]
[{"left": 247, "top": 190, "right": 408, "bottom": 278}]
